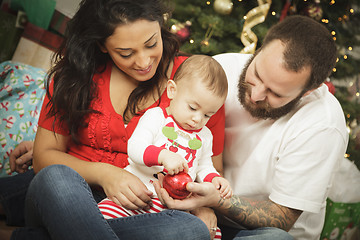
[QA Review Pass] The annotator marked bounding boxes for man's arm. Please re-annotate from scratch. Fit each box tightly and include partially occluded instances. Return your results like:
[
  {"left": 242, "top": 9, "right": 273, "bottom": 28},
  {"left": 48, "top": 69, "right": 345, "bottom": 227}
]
[
  {"left": 215, "top": 195, "right": 302, "bottom": 231},
  {"left": 154, "top": 178, "right": 302, "bottom": 231}
]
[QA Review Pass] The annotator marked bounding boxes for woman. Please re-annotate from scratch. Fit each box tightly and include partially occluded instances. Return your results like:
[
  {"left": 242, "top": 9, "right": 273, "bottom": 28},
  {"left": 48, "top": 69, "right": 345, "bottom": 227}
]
[{"left": 5, "top": 0, "right": 225, "bottom": 239}]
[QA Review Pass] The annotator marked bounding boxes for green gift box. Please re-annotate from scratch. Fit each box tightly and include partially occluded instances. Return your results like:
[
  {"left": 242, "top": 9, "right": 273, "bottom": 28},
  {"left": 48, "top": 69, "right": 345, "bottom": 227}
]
[
  {"left": 320, "top": 198, "right": 360, "bottom": 240},
  {"left": 10, "top": 0, "right": 56, "bottom": 30}
]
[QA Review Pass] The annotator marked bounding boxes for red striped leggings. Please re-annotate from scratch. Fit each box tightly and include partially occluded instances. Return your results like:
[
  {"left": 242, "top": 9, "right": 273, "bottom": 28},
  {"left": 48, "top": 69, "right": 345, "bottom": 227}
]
[{"left": 98, "top": 197, "right": 222, "bottom": 239}]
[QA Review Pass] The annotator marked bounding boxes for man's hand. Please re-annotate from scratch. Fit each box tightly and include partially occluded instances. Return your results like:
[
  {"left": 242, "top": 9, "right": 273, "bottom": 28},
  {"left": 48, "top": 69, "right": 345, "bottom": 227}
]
[
  {"left": 154, "top": 174, "right": 302, "bottom": 231},
  {"left": 153, "top": 173, "right": 220, "bottom": 211},
  {"left": 9, "top": 141, "right": 34, "bottom": 173}
]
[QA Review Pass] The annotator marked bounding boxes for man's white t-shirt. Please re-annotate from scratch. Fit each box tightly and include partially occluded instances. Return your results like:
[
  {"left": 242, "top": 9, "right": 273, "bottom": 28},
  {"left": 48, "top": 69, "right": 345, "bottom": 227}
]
[{"left": 213, "top": 53, "right": 348, "bottom": 240}]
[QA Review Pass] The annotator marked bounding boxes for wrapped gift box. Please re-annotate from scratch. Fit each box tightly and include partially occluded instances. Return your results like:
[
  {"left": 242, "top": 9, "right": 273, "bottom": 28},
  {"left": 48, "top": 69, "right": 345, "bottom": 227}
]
[
  {"left": 11, "top": 22, "right": 64, "bottom": 70},
  {"left": 321, "top": 199, "right": 360, "bottom": 240}
]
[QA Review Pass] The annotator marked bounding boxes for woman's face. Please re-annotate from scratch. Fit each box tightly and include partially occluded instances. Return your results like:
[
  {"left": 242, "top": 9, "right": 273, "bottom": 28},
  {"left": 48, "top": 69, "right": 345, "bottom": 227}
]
[{"left": 100, "top": 19, "right": 163, "bottom": 82}]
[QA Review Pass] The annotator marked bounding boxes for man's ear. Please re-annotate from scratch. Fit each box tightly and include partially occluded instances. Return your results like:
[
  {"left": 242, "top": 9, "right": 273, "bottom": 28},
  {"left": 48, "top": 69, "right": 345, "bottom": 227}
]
[{"left": 167, "top": 80, "right": 177, "bottom": 100}]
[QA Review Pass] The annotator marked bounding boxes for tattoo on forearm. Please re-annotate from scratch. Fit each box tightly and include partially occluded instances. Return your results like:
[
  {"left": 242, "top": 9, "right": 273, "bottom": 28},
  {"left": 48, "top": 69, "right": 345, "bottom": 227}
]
[
  {"left": 217, "top": 197, "right": 225, "bottom": 207},
  {"left": 217, "top": 196, "right": 302, "bottom": 231}
]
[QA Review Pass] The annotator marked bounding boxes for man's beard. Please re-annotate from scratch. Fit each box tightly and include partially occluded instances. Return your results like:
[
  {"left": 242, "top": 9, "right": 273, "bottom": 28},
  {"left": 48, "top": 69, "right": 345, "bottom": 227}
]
[{"left": 237, "top": 56, "right": 304, "bottom": 120}]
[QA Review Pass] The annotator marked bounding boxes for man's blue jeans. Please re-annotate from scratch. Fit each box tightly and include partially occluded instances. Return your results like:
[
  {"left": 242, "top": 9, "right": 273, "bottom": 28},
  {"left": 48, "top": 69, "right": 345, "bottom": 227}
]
[
  {"left": 220, "top": 224, "right": 293, "bottom": 240},
  {"left": 234, "top": 228, "right": 293, "bottom": 239},
  {"left": 16, "top": 164, "right": 210, "bottom": 240}
]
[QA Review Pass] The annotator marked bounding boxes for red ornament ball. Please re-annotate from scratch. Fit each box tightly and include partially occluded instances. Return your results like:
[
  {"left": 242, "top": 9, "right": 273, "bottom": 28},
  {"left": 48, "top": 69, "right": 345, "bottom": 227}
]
[
  {"left": 171, "top": 21, "right": 192, "bottom": 42},
  {"left": 163, "top": 172, "right": 192, "bottom": 199},
  {"left": 176, "top": 27, "right": 190, "bottom": 42}
]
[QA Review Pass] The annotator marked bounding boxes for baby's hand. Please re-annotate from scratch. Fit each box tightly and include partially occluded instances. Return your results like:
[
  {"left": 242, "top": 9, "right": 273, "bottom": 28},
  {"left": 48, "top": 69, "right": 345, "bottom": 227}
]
[
  {"left": 158, "top": 149, "right": 189, "bottom": 175},
  {"left": 212, "top": 177, "right": 233, "bottom": 199}
]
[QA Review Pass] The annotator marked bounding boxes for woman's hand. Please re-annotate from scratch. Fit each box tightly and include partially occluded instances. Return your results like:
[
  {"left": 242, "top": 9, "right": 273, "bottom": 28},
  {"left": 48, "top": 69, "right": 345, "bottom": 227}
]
[
  {"left": 99, "top": 165, "right": 154, "bottom": 210},
  {"left": 9, "top": 141, "right": 34, "bottom": 173},
  {"left": 191, "top": 207, "right": 218, "bottom": 240},
  {"left": 34, "top": 127, "right": 153, "bottom": 210}
]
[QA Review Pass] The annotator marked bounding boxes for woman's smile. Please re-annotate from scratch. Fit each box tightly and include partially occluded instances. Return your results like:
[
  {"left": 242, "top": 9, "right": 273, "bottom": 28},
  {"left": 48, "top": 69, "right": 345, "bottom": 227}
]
[{"left": 136, "top": 64, "right": 152, "bottom": 75}]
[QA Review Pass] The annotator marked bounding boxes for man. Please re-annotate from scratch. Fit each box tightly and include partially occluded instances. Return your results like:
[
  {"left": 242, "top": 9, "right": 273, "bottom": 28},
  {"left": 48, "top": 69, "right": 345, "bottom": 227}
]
[{"left": 154, "top": 15, "right": 348, "bottom": 240}]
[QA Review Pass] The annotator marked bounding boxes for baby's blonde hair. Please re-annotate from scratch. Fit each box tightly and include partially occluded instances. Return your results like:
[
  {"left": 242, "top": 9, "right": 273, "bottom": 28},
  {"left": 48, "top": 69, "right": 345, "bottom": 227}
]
[{"left": 173, "top": 55, "right": 228, "bottom": 97}]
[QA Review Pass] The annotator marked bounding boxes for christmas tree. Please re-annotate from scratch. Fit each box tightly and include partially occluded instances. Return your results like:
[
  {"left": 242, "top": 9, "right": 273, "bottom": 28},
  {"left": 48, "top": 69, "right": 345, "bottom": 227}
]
[{"left": 170, "top": 0, "right": 360, "bottom": 169}]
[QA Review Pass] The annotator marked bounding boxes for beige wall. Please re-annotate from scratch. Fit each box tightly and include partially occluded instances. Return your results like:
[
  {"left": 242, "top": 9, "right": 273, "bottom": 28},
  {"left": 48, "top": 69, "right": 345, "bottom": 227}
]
[{"left": 55, "top": 0, "right": 81, "bottom": 18}]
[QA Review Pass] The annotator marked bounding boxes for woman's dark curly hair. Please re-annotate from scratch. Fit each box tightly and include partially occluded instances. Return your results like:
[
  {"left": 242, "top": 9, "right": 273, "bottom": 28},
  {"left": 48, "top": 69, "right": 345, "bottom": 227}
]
[{"left": 46, "top": 0, "right": 180, "bottom": 143}]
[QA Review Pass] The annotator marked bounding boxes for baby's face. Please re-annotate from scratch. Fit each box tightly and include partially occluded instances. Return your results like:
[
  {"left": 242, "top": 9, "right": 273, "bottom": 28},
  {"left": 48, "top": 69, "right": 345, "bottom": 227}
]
[{"left": 168, "top": 80, "right": 225, "bottom": 131}]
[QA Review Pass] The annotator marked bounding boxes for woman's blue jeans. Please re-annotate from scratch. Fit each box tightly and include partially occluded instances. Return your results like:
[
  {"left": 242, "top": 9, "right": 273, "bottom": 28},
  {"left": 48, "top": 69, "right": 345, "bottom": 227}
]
[
  {"left": 16, "top": 164, "right": 210, "bottom": 240},
  {"left": 7, "top": 164, "right": 293, "bottom": 240},
  {"left": 0, "top": 169, "right": 34, "bottom": 226}
]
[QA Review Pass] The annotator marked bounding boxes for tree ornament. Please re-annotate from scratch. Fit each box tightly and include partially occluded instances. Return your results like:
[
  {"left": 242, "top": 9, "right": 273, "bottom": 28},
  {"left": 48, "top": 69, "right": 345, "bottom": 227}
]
[
  {"left": 170, "top": 21, "right": 192, "bottom": 42},
  {"left": 163, "top": 172, "right": 192, "bottom": 199},
  {"left": 324, "top": 78, "right": 336, "bottom": 95},
  {"left": 240, "top": 0, "right": 272, "bottom": 54},
  {"left": 302, "top": 2, "right": 323, "bottom": 21},
  {"left": 201, "top": 24, "right": 215, "bottom": 46},
  {"left": 213, "top": 0, "right": 233, "bottom": 15}
]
